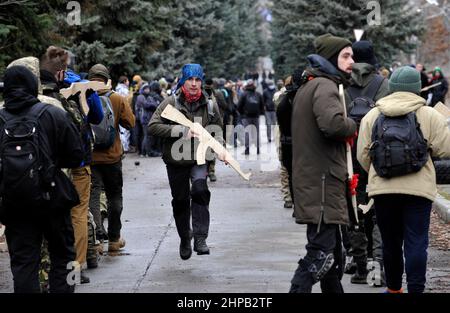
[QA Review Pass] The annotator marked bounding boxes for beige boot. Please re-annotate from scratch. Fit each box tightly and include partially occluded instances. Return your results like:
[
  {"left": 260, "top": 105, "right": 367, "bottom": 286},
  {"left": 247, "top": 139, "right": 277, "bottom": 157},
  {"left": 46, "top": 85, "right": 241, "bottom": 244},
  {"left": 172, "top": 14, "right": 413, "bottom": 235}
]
[{"left": 108, "top": 238, "right": 126, "bottom": 252}]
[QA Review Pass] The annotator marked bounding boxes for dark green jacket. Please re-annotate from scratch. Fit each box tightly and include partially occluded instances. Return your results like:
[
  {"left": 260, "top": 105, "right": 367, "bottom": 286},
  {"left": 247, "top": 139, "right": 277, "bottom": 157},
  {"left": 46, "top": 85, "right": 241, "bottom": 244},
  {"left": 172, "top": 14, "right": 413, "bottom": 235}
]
[
  {"left": 148, "top": 90, "right": 223, "bottom": 166},
  {"left": 292, "top": 68, "right": 357, "bottom": 225}
]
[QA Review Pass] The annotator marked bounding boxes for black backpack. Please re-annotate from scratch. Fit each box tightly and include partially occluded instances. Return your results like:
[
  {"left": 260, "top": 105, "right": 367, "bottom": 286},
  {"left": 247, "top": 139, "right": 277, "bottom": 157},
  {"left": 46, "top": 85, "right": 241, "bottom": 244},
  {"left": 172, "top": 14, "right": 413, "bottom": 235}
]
[
  {"left": 244, "top": 92, "right": 260, "bottom": 117},
  {"left": 370, "top": 112, "right": 428, "bottom": 178},
  {"left": 0, "top": 103, "right": 55, "bottom": 207},
  {"left": 348, "top": 75, "right": 384, "bottom": 126}
]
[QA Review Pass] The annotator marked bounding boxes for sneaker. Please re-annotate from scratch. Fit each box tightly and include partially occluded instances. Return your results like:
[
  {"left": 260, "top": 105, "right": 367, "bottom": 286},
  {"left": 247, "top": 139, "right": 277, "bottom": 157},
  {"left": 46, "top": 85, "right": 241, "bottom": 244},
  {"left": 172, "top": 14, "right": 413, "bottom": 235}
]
[
  {"left": 108, "top": 238, "right": 126, "bottom": 252},
  {"left": 193, "top": 237, "right": 210, "bottom": 255},
  {"left": 284, "top": 200, "right": 293, "bottom": 209},
  {"left": 180, "top": 237, "right": 192, "bottom": 260}
]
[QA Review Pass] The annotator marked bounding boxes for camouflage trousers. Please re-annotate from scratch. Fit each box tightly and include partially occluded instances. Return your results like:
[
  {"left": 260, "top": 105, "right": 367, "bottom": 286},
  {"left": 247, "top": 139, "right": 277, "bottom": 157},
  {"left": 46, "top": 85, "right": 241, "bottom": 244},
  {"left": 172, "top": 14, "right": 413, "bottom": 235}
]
[{"left": 280, "top": 165, "right": 292, "bottom": 202}]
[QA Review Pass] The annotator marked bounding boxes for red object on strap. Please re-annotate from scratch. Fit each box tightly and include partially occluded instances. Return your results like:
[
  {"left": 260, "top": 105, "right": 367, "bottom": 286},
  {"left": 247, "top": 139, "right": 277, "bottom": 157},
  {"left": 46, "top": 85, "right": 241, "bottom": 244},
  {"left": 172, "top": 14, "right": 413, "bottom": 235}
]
[{"left": 349, "top": 174, "right": 359, "bottom": 196}]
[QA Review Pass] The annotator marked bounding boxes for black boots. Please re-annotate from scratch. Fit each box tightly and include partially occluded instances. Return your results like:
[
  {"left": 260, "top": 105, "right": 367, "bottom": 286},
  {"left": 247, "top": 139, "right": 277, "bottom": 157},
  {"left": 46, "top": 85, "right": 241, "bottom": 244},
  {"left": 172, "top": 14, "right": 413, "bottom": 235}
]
[
  {"left": 80, "top": 270, "right": 90, "bottom": 284},
  {"left": 179, "top": 236, "right": 192, "bottom": 260},
  {"left": 350, "top": 261, "right": 369, "bottom": 284},
  {"left": 193, "top": 237, "right": 210, "bottom": 255},
  {"left": 179, "top": 236, "right": 210, "bottom": 259}
]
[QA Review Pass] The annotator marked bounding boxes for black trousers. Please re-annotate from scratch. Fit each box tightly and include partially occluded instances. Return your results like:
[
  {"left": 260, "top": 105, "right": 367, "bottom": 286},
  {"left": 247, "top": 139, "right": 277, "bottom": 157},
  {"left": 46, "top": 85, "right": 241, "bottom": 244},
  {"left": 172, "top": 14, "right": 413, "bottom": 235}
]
[
  {"left": 134, "top": 120, "right": 144, "bottom": 155},
  {"left": 280, "top": 142, "right": 294, "bottom": 202},
  {"left": 89, "top": 161, "right": 124, "bottom": 242},
  {"left": 4, "top": 209, "right": 76, "bottom": 293},
  {"left": 166, "top": 164, "right": 211, "bottom": 239},
  {"left": 290, "top": 224, "right": 344, "bottom": 293}
]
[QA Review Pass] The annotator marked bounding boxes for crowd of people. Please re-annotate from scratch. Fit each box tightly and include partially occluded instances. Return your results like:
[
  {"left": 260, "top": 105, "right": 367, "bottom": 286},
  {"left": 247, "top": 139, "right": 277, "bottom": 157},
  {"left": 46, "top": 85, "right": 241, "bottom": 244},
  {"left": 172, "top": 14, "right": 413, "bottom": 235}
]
[{"left": 0, "top": 33, "right": 448, "bottom": 294}]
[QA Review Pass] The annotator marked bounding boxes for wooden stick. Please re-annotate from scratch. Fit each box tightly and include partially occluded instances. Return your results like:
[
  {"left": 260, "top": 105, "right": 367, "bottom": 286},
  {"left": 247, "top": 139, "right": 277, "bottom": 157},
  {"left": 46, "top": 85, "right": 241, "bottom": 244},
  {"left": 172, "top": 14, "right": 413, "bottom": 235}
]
[
  {"left": 339, "top": 84, "right": 359, "bottom": 225},
  {"left": 421, "top": 82, "right": 442, "bottom": 92}
]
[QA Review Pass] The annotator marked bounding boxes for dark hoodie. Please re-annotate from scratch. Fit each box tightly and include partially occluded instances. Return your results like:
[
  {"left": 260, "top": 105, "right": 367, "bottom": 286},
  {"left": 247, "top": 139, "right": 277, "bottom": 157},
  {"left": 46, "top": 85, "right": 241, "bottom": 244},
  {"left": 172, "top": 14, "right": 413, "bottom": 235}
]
[
  {"left": 306, "top": 54, "right": 350, "bottom": 86},
  {"left": 2, "top": 66, "right": 83, "bottom": 170},
  {"left": 3, "top": 66, "right": 40, "bottom": 112},
  {"left": 237, "top": 84, "right": 265, "bottom": 117}
]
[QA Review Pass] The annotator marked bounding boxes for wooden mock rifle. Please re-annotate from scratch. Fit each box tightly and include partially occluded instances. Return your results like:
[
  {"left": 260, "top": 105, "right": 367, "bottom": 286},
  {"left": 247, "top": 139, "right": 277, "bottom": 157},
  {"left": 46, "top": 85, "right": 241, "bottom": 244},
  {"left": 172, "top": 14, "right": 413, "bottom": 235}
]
[
  {"left": 161, "top": 104, "right": 251, "bottom": 181},
  {"left": 60, "top": 80, "right": 111, "bottom": 114}
]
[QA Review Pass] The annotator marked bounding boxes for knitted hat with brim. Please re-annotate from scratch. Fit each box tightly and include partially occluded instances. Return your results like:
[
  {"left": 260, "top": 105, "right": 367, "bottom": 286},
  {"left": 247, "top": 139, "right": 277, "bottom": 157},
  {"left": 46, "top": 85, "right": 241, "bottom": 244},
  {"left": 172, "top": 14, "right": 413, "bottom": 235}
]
[
  {"left": 88, "top": 64, "right": 110, "bottom": 81},
  {"left": 314, "top": 33, "right": 352, "bottom": 60},
  {"left": 389, "top": 66, "right": 421, "bottom": 94}
]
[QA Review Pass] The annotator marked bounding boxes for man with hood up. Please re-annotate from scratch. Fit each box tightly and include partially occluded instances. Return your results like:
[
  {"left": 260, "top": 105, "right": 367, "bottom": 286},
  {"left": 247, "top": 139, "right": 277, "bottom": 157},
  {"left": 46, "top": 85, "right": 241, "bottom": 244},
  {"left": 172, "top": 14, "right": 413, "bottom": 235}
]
[
  {"left": 262, "top": 80, "right": 277, "bottom": 143},
  {"left": 289, "top": 33, "right": 357, "bottom": 293},
  {"left": 357, "top": 66, "right": 450, "bottom": 293},
  {"left": 0, "top": 65, "right": 83, "bottom": 293},
  {"left": 237, "top": 79, "right": 265, "bottom": 155},
  {"left": 149, "top": 64, "right": 224, "bottom": 260}
]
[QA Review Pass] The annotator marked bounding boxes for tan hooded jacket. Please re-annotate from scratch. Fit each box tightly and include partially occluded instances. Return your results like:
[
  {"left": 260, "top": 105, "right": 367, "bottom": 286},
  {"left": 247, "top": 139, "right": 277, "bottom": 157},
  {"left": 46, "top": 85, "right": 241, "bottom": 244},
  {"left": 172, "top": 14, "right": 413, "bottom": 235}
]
[{"left": 357, "top": 92, "right": 450, "bottom": 201}]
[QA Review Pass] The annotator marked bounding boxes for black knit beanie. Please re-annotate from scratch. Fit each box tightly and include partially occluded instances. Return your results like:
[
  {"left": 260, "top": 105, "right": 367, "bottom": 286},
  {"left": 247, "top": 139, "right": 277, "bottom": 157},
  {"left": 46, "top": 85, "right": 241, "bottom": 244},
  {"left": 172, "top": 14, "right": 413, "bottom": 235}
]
[{"left": 352, "top": 40, "right": 378, "bottom": 66}]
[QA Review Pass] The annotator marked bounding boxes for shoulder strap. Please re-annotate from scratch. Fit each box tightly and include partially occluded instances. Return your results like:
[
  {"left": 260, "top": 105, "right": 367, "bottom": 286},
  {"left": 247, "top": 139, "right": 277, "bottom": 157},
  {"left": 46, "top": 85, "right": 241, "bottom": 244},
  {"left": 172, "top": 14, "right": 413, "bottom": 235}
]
[
  {"left": 173, "top": 94, "right": 181, "bottom": 111},
  {"left": 104, "top": 91, "right": 114, "bottom": 98},
  {"left": 207, "top": 94, "right": 215, "bottom": 118},
  {"left": 347, "top": 86, "right": 363, "bottom": 101},
  {"left": 362, "top": 75, "right": 385, "bottom": 101},
  {"left": 0, "top": 103, "right": 49, "bottom": 123},
  {"left": 372, "top": 112, "right": 386, "bottom": 142},
  {"left": 29, "top": 102, "right": 50, "bottom": 120}
]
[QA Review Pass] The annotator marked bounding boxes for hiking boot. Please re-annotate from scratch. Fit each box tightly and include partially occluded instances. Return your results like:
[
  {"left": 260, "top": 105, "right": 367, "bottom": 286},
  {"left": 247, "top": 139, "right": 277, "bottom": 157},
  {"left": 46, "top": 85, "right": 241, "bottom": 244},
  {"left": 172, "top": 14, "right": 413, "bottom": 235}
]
[
  {"left": 208, "top": 173, "right": 217, "bottom": 182},
  {"left": 193, "top": 237, "right": 210, "bottom": 255},
  {"left": 284, "top": 200, "right": 293, "bottom": 209},
  {"left": 80, "top": 270, "right": 90, "bottom": 284},
  {"left": 180, "top": 237, "right": 192, "bottom": 260},
  {"left": 108, "top": 238, "right": 126, "bottom": 252},
  {"left": 351, "top": 261, "right": 368, "bottom": 284},
  {"left": 244, "top": 149, "right": 250, "bottom": 155}
]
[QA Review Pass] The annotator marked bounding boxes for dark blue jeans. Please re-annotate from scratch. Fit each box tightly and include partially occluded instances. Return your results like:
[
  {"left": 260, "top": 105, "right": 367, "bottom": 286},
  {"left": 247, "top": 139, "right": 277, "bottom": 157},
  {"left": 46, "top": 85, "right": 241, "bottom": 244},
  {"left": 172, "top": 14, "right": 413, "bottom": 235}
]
[{"left": 374, "top": 194, "right": 432, "bottom": 293}]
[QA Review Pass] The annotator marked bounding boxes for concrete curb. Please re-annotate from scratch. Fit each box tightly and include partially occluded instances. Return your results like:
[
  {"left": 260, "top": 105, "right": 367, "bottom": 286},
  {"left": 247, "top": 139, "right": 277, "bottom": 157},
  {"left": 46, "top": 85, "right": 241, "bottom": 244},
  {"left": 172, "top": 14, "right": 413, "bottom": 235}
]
[{"left": 434, "top": 194, "right": 450, "bottom": 223}]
